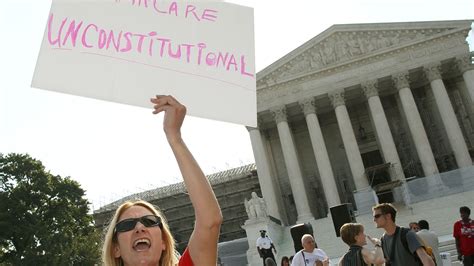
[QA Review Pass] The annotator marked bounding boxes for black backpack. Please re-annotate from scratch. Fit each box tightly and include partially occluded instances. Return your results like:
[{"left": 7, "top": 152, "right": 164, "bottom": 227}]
[
  {"left": 381, "top": 227, "right": 436, "bottom": 266},
  {"left": 399, "top": 227, "right": 437, "bottom": 266}
]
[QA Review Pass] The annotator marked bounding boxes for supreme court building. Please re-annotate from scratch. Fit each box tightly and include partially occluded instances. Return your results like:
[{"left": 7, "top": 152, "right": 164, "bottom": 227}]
[
  {"left": 249, "top": 20, "right": 474, "bottom": 226},
  {"left": 94, "top": 20, "right": 474, "bottom": 265}
]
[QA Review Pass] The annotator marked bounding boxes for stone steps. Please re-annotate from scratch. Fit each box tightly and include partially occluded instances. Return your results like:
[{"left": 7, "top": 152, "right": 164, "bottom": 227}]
[
  {"left": 240, "top": 188, "right": 474, "bottom": 265},
  {"left": 438, "top": 236, "right": 461, "bottom": 266}
]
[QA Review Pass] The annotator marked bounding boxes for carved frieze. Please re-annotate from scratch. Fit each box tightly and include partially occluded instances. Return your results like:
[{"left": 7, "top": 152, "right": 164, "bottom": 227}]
[
  {"left": 259, "top": 28, "right": 455, "bottom": 85},
  {"left": 256, "top": 24, "right": 472, "bottom": 112}
]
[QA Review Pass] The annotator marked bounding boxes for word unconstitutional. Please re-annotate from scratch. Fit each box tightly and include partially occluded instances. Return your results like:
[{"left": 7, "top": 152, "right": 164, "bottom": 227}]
[{"left": 46, "top": 10, "right": 253, "bottom": 78}]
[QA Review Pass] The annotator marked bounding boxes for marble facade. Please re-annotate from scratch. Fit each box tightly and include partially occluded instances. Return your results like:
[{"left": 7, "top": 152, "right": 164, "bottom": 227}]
[{"left": 249, "top": 20, "right": 474, "bottom": 225}]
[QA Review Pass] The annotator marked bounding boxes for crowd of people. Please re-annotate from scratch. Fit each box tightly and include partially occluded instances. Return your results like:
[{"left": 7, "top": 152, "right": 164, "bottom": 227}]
[
  {"left": 256, "top": 204, "right": 472, "bottom": 266},
  {"left": 98, "top": 96, "right": 472, "bottom": 266}
]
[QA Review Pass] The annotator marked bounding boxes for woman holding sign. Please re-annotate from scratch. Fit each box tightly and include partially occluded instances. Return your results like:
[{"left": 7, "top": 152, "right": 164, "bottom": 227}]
[{"left": 102, "top": 95, "right": 223, "bottom": 266}]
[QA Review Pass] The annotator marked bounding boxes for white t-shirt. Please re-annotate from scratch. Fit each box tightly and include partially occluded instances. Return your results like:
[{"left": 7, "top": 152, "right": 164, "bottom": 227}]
[
  {"left": 417, "top": 229, "right": 441, "bottom": 264},
  {"left": 256, "top": 236, "right": 273, "bottom": 249},
  {"left": 292, "top": 248, "right": 328, "bottom": 266}
]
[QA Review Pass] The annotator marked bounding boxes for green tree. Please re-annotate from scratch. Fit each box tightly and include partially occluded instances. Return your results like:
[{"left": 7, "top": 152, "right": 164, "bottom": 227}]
[{"left": 0, "top": 153, "right": 101, "bottom": 265}]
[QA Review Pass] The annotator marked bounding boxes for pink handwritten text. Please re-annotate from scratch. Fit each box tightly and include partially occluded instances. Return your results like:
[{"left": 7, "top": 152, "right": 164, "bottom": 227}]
[
  {"left": 120, "top": 0, "right": 219, "bottom": 23},
  {"left": 47, "top": 13, "right": 253, "bottom": 78}
]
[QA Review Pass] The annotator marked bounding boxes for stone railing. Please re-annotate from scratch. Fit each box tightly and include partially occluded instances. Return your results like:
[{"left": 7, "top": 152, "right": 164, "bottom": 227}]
[{"left": 400, "top": 165, "right": 474, "bottom": 204}]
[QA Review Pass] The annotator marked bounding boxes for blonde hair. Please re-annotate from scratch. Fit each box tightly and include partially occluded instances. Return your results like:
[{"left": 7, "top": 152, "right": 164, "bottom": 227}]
[
  {"left": 340, "top": 223, "right": 364, "bottom": 246},
  {"left": 102, "top": 200, "right": 179, "bottom": 266}
]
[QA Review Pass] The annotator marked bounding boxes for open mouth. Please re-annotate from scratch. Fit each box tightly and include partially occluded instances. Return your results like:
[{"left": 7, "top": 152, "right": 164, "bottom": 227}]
[{"left": 133, "top": 238, "right": 151, "bottom": 251}]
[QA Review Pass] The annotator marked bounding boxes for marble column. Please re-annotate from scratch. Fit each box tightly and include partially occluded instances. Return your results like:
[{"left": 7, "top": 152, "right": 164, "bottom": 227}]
[
  {"left": 271, "top": 106, "right": 314, "bottom": 222},
  {"left": 328, "top": 90, "right": 369, "bottom": 190},
  {"left": 361, "top": 80, "right": 405, "bottom": 180},
  {"left": 392, "top": 71, "right": 438, "bottom": 176},
  {"left": 247, "top": 125, "right": 284, "bottom": 222},
  {"left": 425, "top": 63, "right": 472, "bottom": 168},
  {"left": 456, "top": 54, "right": 474, "bottom": 103},
  {"left": 299, "top": 98, "right": 341, "bottom": 208}
]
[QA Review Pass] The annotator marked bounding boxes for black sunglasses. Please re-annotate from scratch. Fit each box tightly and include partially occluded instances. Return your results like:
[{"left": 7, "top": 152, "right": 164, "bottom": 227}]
[
  {"left": 114, "top": 215, "right": 162, "bottom": 234},
  {"left": 373, "top": 213, "right": 384, "bottom": 219}
]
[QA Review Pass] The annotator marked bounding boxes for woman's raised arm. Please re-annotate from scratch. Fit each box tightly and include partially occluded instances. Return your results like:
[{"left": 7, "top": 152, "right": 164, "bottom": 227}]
[{"left": 151, "top": 95, "right": 223, "bottom": 266}]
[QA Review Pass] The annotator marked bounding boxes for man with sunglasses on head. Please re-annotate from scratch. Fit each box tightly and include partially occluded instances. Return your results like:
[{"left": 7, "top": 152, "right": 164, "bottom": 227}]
[
  {"left": 101, "top": 95, "right": 223, "bottom": 266},
  {"left": 372, "top": 203, "right": 434, "bottom": 266}
]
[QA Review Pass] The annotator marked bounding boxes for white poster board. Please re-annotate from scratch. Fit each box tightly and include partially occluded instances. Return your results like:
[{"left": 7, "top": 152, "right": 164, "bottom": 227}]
[{"left": 32, "top": 0, "right": 256, "bottom": 126}]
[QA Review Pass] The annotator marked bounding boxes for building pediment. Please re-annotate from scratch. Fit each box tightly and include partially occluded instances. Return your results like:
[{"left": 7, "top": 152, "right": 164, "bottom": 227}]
[{"left": 257, "top": 20, "right": 473, "bottom": 88}]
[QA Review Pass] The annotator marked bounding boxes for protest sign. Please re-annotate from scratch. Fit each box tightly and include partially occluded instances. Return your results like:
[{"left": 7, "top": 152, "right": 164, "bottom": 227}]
[{"left": 32, "top": 0, "right": 256, "bottom": 126}]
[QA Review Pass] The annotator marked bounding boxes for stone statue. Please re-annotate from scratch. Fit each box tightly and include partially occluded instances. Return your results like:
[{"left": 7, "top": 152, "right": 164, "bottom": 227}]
[
  {"left": 367, "top": 36, "right": 378, "bottom": 52},
  {"left": 377, "top": 35, "right": 390, "bottom": 50},
  {"left": 244, "top": 192, "right": 267, "bottom": 220},
  {"left": 322, "top": 41, "right": 336, "bottom": 65},
  {"left": 289, "top": 55, "right": 310, "bottom": 75},
  {"left": 310, "top": 48, "right": 324, "bottom": 68},
  {"left": 334, "top": 35, "right": 349, "bottom": 62},
  {"left": 347, "top": 35, "right": 362, "bottom": 57}
]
